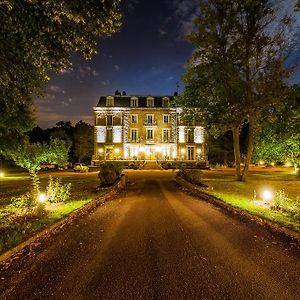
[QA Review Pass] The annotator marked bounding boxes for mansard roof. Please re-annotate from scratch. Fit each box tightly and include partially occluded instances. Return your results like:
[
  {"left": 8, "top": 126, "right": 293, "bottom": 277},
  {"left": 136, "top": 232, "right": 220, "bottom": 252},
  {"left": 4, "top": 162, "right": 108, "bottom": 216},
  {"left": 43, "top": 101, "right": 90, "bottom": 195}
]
[{"left": 96, "top": 95, "right": 175, "bottom": 108}]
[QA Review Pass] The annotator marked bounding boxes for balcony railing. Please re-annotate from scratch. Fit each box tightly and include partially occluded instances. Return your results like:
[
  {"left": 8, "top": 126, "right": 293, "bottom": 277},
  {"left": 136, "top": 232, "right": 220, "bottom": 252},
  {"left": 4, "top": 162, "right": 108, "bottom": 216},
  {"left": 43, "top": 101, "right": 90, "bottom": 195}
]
[{"left": 143, "top": 120, "right": 157, "bottom": 126}]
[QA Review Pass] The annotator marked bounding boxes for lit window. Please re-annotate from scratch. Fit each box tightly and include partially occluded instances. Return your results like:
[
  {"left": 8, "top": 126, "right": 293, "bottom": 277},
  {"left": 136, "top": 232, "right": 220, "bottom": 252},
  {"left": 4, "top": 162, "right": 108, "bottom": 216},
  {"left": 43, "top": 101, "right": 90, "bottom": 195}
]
[
  {"left": 163, "top": 115, "right": 169, "bottom": 124},
  {"left": 147, "top": 98, "right": 154, "bottom": 107},
  {"left": 131, "top": 114, "right": 138, "bottom": 124},
  {"left": 106, "top": 97, "right": 114, "bottom": 106},
  {"left": 131, "top": 98, "right": 138, "bottom": 107}
]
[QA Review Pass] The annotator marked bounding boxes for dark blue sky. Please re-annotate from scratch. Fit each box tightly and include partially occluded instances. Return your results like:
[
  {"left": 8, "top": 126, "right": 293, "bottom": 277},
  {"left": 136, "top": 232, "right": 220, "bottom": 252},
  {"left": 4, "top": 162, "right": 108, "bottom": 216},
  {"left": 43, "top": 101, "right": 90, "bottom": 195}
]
[{"left": 36, "top": 0, "right": 300, "bottom": 128}]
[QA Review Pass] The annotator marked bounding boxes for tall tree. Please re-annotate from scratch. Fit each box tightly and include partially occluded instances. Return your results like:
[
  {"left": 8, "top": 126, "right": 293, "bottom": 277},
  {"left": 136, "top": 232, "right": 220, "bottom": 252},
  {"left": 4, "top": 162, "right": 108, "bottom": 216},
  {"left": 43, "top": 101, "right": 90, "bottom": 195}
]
[
  {"left": 0, "top": 0, "right": 121, "bottom": 153},
  {"left": 179, "top": 0, "right": 294, "bottom": 181},
  {"left": 73, "top": 121, "right": 94, "bottom": 163}
]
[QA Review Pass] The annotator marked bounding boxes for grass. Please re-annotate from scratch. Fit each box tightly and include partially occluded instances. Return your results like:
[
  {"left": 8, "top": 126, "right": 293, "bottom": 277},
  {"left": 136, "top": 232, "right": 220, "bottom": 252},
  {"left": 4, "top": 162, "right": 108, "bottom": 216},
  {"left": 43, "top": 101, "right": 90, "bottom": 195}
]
[
  {"left": 197, "top": 166, "right": 300, "bottom": 232},
  {"left": 0, "top": 171, "right": 107, "bottom": 254}
]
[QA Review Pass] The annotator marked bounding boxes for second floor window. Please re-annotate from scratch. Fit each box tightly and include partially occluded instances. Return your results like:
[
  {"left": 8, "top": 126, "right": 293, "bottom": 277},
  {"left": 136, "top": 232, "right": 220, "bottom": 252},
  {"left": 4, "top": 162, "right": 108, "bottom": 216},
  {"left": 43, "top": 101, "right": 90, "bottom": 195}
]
[
  {"left": 106, "top": 115, "right": 113, "bottom": 126},
  {"left": 187, "top": 129, "right": 194, "bottom": 143},
  {"left": 131, "top": 115, "right": 138, "bottom": 124},
  {"left": 163, "top": 115, "right": 169, "bottom": 124}
]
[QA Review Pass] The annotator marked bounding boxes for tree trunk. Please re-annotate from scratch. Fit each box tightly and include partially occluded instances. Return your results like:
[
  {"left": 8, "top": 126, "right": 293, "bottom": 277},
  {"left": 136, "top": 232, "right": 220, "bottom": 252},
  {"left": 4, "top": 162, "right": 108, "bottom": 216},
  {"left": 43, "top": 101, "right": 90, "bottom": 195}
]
[
  {"left": 29, "top": 170, "right": 40, "bottom": 195},
  {"left": 242, "top": 114, "right": 255, "bottom": 181},
  {"left": 232, "top": 126, "right": 242, "bottom": 181}
]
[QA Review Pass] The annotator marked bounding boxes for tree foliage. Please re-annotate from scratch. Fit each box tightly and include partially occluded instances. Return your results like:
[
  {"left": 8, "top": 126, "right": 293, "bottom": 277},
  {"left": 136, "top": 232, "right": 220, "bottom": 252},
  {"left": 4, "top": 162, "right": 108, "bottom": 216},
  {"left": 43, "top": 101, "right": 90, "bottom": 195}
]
[
  {"left": 0, "top": 0, "right": 121, "bottom": 153},
  {"left": 179, "top": 0, "right": 295, "bottom": 181}
]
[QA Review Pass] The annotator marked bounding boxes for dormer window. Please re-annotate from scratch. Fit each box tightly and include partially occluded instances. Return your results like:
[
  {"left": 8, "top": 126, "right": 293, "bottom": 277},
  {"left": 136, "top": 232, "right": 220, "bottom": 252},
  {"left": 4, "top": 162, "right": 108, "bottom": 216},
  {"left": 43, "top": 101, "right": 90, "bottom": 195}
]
[
  {"left": 147, "top": 97, "right": 154, "bottom": 107},
  {"left": 106, "top": 96, "right": 114, "bottom": 107},
  {"left": 131, "top": 97, "right": 138, "bottom": 107},
  {"left": 162, "top": 97, "right": 169, "bottom": 108}
]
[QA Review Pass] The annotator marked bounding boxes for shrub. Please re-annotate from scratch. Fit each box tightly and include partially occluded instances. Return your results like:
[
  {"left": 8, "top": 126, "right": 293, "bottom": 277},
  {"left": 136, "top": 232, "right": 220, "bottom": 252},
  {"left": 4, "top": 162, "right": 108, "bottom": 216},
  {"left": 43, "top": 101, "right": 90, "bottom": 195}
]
[
  {"left": 46, "top": 176, "right": 72, "bottom": 203},
  {"left": 98, "top": 162, "right": 123, "bottom": 187},
  {"left": 9, "top": 193, "right": 36, "bottom": 211},
  {"left": 177, "top": 169, "right": 207, "bottom": 187}
]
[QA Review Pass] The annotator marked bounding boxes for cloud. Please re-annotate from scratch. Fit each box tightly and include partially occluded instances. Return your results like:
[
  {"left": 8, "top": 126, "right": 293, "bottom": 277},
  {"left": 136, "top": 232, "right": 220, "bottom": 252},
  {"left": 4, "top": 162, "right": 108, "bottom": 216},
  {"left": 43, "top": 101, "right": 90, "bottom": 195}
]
[
  {"left": 78, "top": 65, "right": 99, "bottom": 78},
  {"left": 167, "top": 76, "right": 174, "bottom": 81},
  {"left": 114, "top": 64, "right": 120, "bottom": 71},
  {"left": 168, "top": 0, "right": 199, "bottom": 36},
  {"left": 49, "top": 85, "right": 63, "bottom": 93},
  {"left": 101, "top": 80, "right": 110, "bottom": 86},
  {"left": 159, "top": 28, "right": 167, "bottom": 36},
  {"left": 124, "top": 0, "right": 140, "bottom": 14}
]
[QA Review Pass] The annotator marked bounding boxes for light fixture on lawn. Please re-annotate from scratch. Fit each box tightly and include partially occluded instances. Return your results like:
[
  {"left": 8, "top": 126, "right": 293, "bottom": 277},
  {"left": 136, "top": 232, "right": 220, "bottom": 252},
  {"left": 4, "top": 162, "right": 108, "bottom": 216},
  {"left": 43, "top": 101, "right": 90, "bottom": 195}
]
[
  {"left": 0, "top": 171, "right": 4, "bottom": 178},
  {"left": 38, "top": 193, "right": 47, "bottom": 203},
  {"left": 261, "top": 190, "right": 273, "bottom": 202}
]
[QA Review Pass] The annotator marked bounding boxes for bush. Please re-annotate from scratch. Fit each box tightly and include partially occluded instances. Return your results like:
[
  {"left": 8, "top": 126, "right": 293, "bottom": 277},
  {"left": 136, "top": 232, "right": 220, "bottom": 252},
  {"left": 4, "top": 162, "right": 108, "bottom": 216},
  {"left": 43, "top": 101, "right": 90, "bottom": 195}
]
[
  {"left": 9, "top": 193, "right": 36, "bottom": 211},
  {"left": 177, "top": 169, "right": 207, "bottom": 187},
  {"left": 46, "top": 176, "right": 72, "bottom": 203},
  {"left": 98, "top": 162, "right": 123, "bottom": 187}
]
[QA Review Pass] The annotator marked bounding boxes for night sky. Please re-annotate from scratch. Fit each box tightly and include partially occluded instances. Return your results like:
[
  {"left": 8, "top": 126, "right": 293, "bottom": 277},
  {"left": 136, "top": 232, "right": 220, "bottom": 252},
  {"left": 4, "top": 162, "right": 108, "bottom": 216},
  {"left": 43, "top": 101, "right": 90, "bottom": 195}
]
[{"left": 36, "top": 0, "right": 300, "bottom": 128}]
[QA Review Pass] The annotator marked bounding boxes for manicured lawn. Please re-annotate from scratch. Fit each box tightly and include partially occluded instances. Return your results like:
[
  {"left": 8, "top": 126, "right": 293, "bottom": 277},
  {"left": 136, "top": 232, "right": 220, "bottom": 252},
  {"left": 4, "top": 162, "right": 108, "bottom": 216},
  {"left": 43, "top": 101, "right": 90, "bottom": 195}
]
[
  {"left": 199, "top": 166, "right": 300, "bottom": 231},
  {"left": 0, "top": 170, "right": 104, "bottom": 253}
]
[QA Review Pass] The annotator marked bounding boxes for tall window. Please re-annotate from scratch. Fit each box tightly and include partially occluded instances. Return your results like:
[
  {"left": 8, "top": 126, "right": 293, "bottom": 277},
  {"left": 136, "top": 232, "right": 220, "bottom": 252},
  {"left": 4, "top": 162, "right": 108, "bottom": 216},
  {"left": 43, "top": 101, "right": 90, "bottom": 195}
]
[
  {"left": 147, "top": 114, "right": 154, "bottom": 124},
  {"left": 131, "top": 98, "right": 138, "bottom": 107},
  {"left": 147, "top": 98, "right": 154, "bottom": 107},
  {"left": 163, "top": 114, "right": 169, "bottom": 124},
  {"left": 131, "top": 114, "right": 138, "bottom": 124},
  {"left": 147, "top": 129, "right": 153, "bottom": 140},
  {"left": 106, "top": 129, "right": 113, "bottom": 143},
  {"left": 163, "top": 129, "right": 170, "bottom": 142},
  {"left": 106, "top": 115, "right": 113, "bottom": 126},
  {"left": 131, "top": 129, "right": 138, "bottom": 142},
  {"left": 106, "top": 97, "right": 114, "bottom": 106},
  {"left": 187, "top": 129, "right": 194, "bottom": 143}
]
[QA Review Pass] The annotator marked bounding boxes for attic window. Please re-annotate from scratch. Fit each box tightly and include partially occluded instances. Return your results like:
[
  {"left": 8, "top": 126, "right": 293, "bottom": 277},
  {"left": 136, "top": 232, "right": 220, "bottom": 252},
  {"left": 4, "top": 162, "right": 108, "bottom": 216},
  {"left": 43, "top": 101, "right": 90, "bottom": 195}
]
[
  {"left": 106, "top": 96, "right": 114, "bottom": 106},
  {"left": 131, "top": 97, "right": 138, "bottom": 107},
  {"left": 162, "top": 97, "right": 169, "bottom": 108},
  {"left": 147, "top": 97, "right": 154, "bottom": 107}
]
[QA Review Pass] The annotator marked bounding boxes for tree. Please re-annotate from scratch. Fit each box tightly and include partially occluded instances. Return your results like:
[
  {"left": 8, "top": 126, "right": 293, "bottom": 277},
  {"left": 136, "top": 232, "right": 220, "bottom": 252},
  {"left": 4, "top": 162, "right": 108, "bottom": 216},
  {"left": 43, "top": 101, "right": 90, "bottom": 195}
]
[
  {"left": 73, "top": 121, "right": 94, "bottom": 163},
  {"left": 0, "top": 0, "right": 121, "bottom": 153},
  {"left": 179, "top": 0, "right": 294, "bottom": 181},
  {"left": 9, "top": 138, "right": 70, "bottom": 195},
  {"left": 253, "top": 87, "right": 300, "bottom": 171}
]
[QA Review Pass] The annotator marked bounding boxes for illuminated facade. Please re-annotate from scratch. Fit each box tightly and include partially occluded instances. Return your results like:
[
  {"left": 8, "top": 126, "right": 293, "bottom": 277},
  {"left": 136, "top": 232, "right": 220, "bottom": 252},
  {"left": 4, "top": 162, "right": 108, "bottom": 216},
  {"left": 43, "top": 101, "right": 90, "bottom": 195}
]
[{"left": 92, "top": 95, "right": 206, "bottom": 163}]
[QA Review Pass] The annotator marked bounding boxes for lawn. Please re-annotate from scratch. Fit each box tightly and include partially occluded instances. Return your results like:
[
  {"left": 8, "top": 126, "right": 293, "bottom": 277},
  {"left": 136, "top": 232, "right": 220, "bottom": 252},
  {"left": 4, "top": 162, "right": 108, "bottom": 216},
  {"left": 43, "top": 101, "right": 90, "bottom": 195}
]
[
  {"left": 0, "top": 170, "right": 104, "bottom": 253},
  {"left": 199, "top": 166, "right": 300, "bottom": 231}
]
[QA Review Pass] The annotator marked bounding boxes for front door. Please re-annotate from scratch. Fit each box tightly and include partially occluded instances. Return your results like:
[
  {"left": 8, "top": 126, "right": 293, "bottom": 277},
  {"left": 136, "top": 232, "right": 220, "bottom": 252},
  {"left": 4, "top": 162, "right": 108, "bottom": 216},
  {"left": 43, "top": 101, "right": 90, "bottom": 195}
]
[{"left": 187, "top": 146, "right": 195, "bottom": 160}]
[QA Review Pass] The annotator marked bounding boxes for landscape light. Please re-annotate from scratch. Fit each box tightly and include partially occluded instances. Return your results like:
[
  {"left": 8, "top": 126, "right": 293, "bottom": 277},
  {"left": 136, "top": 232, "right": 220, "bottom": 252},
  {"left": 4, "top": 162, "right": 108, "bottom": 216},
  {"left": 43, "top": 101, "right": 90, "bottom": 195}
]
[
  {"left": 262, "top": 190, "right": 273, "bottom": 202},
  {"left": 38, "top": 193, "right": 47, "bottom": 203},
  {"left": 0, "top": 171, "right": 4, "bottom": 178}
]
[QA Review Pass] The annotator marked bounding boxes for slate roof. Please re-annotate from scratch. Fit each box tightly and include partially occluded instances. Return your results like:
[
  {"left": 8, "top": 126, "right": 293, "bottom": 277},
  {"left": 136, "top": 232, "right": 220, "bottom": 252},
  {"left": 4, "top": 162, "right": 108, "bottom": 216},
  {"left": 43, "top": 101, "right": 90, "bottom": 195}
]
[{"left": 96, "top": 95, "right": 176, "bottom": 108}]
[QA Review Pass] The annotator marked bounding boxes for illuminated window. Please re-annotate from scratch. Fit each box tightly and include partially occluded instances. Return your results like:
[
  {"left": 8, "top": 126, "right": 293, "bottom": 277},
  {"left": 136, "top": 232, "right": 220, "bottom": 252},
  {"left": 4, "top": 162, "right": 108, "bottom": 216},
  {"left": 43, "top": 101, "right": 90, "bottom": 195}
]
[
  {"left": 147, "top": 98, "right": 154, "bottom": 107},
  {"left": 147, "top": 129, "right": 153, "bottom": 140},
  {"left": 163, "top": 114, "right": 169, "bottom": 124},
  {"left": 131, "top": 98, "right": 138, "bottom": 107},
  {"left": 106, "top": 97, "right": 114, "bottom": 106},
  {"left": 131, "top": 114, "right": 138, "bottom": 124},
  {"left": 131, "top": 129, "right": 138, "bottom": 142}
]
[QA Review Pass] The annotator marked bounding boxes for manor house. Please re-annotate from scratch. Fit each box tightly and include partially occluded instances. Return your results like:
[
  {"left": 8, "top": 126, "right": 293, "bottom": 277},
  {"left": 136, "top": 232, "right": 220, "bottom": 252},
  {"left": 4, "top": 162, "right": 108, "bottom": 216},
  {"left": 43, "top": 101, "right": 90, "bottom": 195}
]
[{"left": 92, "top": 93, "right": 206, "bottom": 164}]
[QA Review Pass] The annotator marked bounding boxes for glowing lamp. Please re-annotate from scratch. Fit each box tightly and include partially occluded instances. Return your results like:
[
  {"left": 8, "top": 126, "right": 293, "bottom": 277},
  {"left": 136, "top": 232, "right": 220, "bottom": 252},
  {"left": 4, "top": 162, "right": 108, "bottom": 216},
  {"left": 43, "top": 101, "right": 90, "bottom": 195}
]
[
  {"left": 98, "top": 148, "right": 104, "bottom": 153},
  {"left": 262, "top": 190, "right": 273, "bottom": 202},
  {"left": 38, "top": 193, "right": 47, "bottom": 203},
  {"left": 0, "top": 171, "right": 4, "bottom": 178},
  {"left": 181, "top": 148, "right": 186, "bottom": 154},
  {"left": 114, "top": 148, "right": 120, "bottom": 154},
  {"left": 196, "top": 148, "right": 201, "bottom": 154}
]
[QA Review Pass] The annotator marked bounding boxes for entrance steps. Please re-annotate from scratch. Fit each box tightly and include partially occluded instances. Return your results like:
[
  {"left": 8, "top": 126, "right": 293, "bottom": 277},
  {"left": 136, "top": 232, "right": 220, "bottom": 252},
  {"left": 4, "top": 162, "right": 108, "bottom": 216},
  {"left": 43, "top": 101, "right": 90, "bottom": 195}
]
[{"left": 142, "top": 161, "right": 161, "bottom": 170}]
